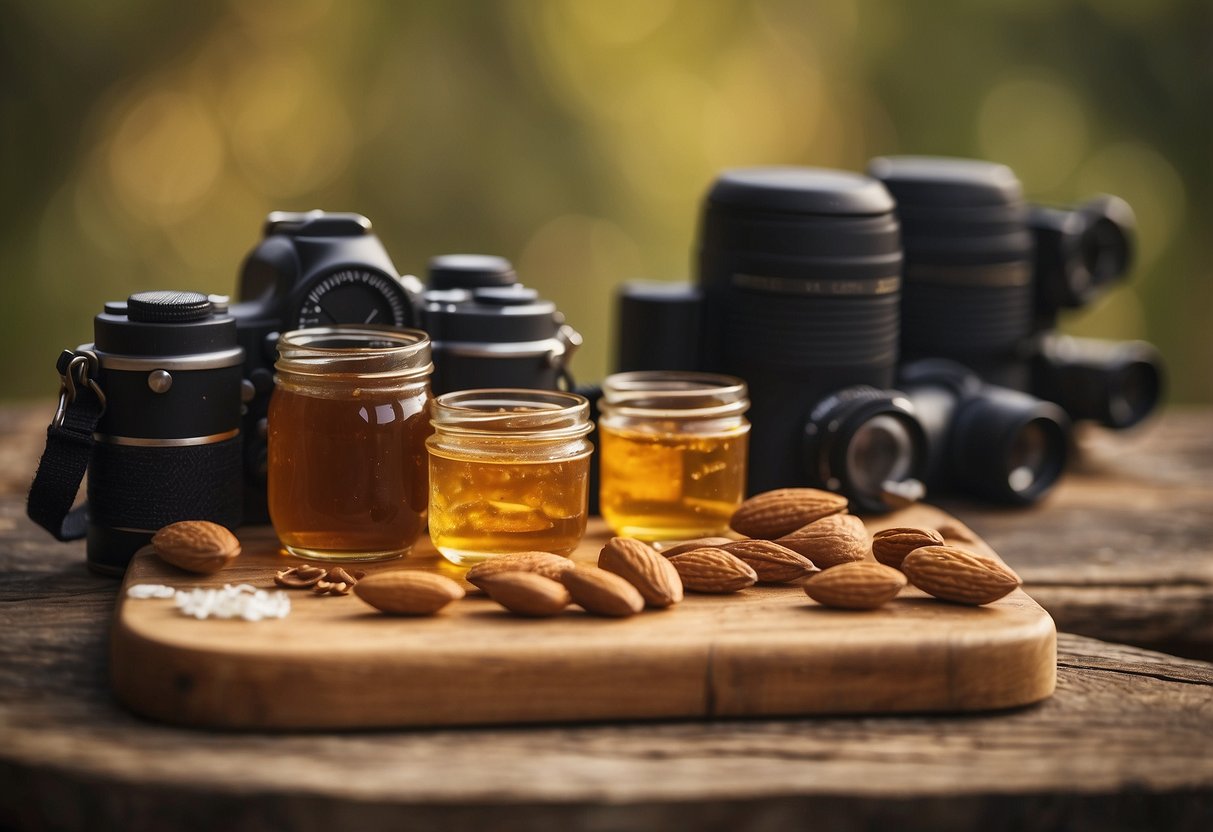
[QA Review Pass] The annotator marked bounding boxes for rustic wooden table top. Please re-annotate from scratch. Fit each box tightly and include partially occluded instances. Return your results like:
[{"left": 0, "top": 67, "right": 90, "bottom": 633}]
[{"left": 1, "top": 403, "right": 1211, "bottom": 830}]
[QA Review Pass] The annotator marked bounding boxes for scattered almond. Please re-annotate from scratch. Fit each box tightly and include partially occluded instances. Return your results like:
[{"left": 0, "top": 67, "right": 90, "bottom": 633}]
[
  {"left": 151, "top": 520, "right": 241, "bottom": 574},
  {"left": 656, "top": 537, "right": 737, "bottom": 557},
  {"left": 871, "top": 527, "right": 946, "bottom": 569},
  {"left": 935, "top": 521, "right": 980, "bottom": 545},
  {"left": 465, "top": 552, "right": 575, "bottom": 590},
  {"left": 667, "top": 548, "right": 758, "bottom": 593},
  {"left": 560, "top": 568, "right": 645, "bottom": 617},
  {"left": 274, "top": 564, "right": 328, "bottom": 589},
  {"left": 902, "top": 545, "right": 1021, "bottom": 606},
  {"left": 355, "top": 571, "right": 466, "bottom": 615},
  {"left": 803, "top": 562, "right": 907, "bottom": 610},
  {"left": 729, "top": 488, "right": 848, "bottom": 539},
  {"left": 599, "top": 537, "right": 683, "bottom": 608},
  {"left": 478, "top": 571, "right": 571, "bottom": 617},
  {"left": 775, "top": 514, "right": 869, "bottom": 568},
  {"left": 720, "top": 539, "right": 819, "bottom": 583}
]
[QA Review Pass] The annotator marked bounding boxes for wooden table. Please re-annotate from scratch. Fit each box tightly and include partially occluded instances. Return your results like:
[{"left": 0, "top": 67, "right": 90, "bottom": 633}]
[{"left": 1, "top": 404, "right": 1212, "bottom": 829}]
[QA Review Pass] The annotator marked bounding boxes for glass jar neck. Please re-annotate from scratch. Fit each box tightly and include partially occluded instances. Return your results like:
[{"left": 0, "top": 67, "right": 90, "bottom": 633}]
[
  {"left": 430, "top": 389, "right": 592, "bottom": 441},
  {"left": 600, "top": 371, "right": 750, "bottom": 421},
  {"left": 275, "top": 326, "right": 433, "bottom": 393}
]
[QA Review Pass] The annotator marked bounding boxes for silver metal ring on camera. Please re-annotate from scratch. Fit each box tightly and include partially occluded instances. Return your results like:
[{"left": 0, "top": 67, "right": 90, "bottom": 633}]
[{"left": 92, "top": 428, "right": 240, "bottom": 447}]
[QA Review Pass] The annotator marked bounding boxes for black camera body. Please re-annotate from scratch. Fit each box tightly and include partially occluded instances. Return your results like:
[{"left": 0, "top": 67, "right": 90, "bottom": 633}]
[
  {"left": 231, "top": 212, "right": 580, "bottom": 521},
  {"left": 77, "top": 292, "right": 245, "bottom": 574}
]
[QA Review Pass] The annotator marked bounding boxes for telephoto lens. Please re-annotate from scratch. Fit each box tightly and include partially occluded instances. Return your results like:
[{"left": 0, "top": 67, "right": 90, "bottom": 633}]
[
  {"left": 421, "top": 255, "right": 581, "bottom": 395},
  {"left": 696, "top": 167, "right": 926, "bottom": 510},
  {"left": 899, "top": 359, "right": 1070, "bottom": 505},
  {"left": 869, "top": 156, "right": 1036, "bottom": 389},
  {"left": 83, "top": 291, "right": 245, "bottom": 573},
  {"left": 1032, "top": 334, "right": 1163, "bottom": 430}
]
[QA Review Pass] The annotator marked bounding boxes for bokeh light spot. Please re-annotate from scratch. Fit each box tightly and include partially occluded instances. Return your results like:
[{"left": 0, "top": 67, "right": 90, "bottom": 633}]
[{"left": 978, "top": 72, "right": 1089, "bottom": 191}]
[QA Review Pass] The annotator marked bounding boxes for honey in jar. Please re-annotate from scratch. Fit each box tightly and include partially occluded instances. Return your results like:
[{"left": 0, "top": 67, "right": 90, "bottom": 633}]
[
  {"left": 427, "top": 390, "right": 593, "bottom": 565},
  {"left": 598, "top": 371, "right": 750, "bottom": 541},
  {"left": 268, "top": 327, "right": 432, "bottom": 561}
]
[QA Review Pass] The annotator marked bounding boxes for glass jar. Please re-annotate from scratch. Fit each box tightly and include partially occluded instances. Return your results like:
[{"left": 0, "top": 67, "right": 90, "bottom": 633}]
[
  {"left": 427, "top": 389, "right": 593, "bottom": 566},
  {"left": 599, "top": 371, "right": 750, "bottom": 541},
  {"left": 268, "top": 326, "right": 433, "bottom": 562}
]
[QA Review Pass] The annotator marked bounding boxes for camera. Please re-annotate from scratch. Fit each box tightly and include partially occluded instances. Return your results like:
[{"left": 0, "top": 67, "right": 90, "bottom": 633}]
[
  {"left": 28, "top": 291, "right": 246, "bottom": 574},
  {"left": 869, "top": 156, "right": 1164, "bottom": 431},
  {"left": 231, "top": 211, "right": 579, "bottom": 520},
  {"left": 616, "top": 167, "right": 928, "bottom": 512}
]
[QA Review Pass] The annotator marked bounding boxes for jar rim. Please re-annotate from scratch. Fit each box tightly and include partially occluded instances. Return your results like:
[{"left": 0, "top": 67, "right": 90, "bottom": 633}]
[
  {"left": 431, "top": 388, "right": 592, "bottom": 439},
  {"left": 601, "top": 371, "right": 750, "bottom": 419},
  {"left": 276, "top": 326, "right": 433, "bottom": 380}
]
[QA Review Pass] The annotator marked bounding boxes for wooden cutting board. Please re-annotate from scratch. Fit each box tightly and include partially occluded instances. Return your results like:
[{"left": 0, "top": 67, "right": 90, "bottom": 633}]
[{"left": 110, "top": 506, "right": 1056, "bottom": 729}]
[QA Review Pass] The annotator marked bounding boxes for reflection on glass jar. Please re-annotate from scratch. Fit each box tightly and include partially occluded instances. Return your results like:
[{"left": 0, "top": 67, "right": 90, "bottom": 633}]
[
  {"left": 427, "top": 389, "right": 593, "bottom": 566},
  {"left": 268, "top": 326, "right": 432, "bottom": 562},
  {"left": 599, "top": 371, "right": 750, "bottom": 542}
]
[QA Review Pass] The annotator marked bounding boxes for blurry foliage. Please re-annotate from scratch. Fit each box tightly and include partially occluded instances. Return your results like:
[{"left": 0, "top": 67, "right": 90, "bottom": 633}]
[{"left": 0, "top": 0, "right": 1209, "bottom": 401}]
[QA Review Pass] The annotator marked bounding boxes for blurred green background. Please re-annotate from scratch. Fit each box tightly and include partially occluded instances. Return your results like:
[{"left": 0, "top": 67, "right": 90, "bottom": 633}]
[{"left": 1, "top": 0, "right": 1209, "bottom": 402}]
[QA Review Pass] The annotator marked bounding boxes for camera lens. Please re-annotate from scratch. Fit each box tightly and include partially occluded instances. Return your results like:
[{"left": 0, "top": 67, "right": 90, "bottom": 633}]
[
  {"left": 1032, "top": 334, "right": 1163, "bottom": 429},
  {"left": 1006, "top": 418, "right": 1058, "bottom": 496},
  {"left": 802, "top": 387, "right": 926, "bottom": 512},
  {"left": 697, "top": 167, "right": 908, "bottom": 494},
  {"left": 869, "top": 156, "right": 1034, "bottom": 389}
]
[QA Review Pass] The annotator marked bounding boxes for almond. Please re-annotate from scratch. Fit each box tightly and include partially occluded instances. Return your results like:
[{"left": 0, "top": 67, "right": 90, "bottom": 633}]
[
  {"left": 935, "top": 521, "right": 980, "bottom": 545},
  {"left": 560, "top": 568, "right": 645, "bottom": 618},
  {"left": 656, "top": 537, "right": 737, "bottom": 557},
  {"left": 667, "top": 548, "right": 757, "bottom": 593},
  {"left": 151, "top": 520, "right": 241, "bottom": 574},
  {"left": 465, "top": 551, "right": 575, "bottom": 590},
  {"left": 803, "top": 561, "right": 906, "bottom": 610},
  {"left": 274, "top": 564, "right": 328, "bottom": 589},
  {"left": 720, "top": 539, "right": 819, "bottom": 583},
  {"left": 902, "top": 545, "right": 1021, "bottom": 606},
  {"left": 478, "top": 571, "right": 571, "bottom": 617},
  {"left": 775, "top": 514, "right": 869, "bottom": 569},
  {"left": 871, "top": 527, "right": 946, "bottom": 569},
  {"left": 729, "top": 488, "right": 848, "bottom": 539},
  {"left": 598, "top": 537, "right": 683, "bottom": 608},
  {"left": 354, "top": 571, "right": 465, "bottom": 615}
]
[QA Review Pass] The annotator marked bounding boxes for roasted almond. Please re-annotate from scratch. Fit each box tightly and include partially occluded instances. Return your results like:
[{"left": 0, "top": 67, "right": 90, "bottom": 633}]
[
  {"left": 871, "top": 527, "right": 946, "bottom": 569},
  {"left": 465, "top": 551, "right": 575, "bottom": 590},
  {"left": 598, "top": 537, "right": 683, "bottom": 608},
  {"left": 729, "top": 488, "right": 848, "bottom": 539},
  {"left": 656, "top": 537, "right": 737, "bottom": 557},
  {"left": 720, "top": 539, "right": 819, "bottom": 583},
  {"left": 803, "top": 561, "right": 906, "bottom": 610},
  {"left": 478, "top": 571, "right": 571, "bottom": 617},
  {"left": 560, "top": 568, "right": 645, "bottom": 618},
  {"left": 902, "top": 545, "right": 1021, "bottom": 606},
  {"left": 667, "top": 548, "right": 757, "bottom": 593},
  {"left": 274, "top": 564, "right": 328, "bottom": 589},
  {"left": 354, "top": 571, "right": 466, "bottom": 615},
  {"left": 776, "top": 514, "right": 869, "bottom": 569},
  {"left": 151, "top": 520, "right": 241, "bottom": 574}
]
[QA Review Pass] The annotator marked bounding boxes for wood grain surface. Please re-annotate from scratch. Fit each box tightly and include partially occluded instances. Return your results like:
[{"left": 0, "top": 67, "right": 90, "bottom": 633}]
[{"left": 110, "top": 507, "right": 1055, "bottom": 729}]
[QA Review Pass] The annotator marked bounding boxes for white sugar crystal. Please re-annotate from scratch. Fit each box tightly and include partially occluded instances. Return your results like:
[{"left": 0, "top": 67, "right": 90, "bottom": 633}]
[
  {"left": 126, "top": 584, "right": 177, "bottom": 599},
  {"left": 151, "top": 583, "right": 292, "bottom": 620}
]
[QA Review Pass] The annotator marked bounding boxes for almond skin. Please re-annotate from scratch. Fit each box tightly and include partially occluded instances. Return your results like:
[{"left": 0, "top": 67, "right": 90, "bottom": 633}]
[
  {"left": 465, "top": 552, "right": 575, "bottom": 590},
  {"left": 775, "top": 514, "right": 869, "bottom": 569},
  {"left": 478, "top": 571, "right": 571, "bottom": 617},
  {"left": 151, "top": 520, "right": 241, "bottom": 574},
  {"left": 902, "top": 545, "right": 1021, "bottom": 606},
  {"left": 804, "top": 562, "right": 907, "bottom": 610},
  {"left": 729, "top": 488, "right": 848, "bottom": 539},
  {"left": 599, "top": 537, "right": 683, "bottom": 608},
  {"left": 560, "top": 568, "right": 645, "bottom": 618},
  {"left": 871, "top": 527, "right": 946, "bottom": 569},
  {"left": 354, "top": 571, "right": 465, "bottom": 615},
  {"left": 667, "top": 548, "right": 757, "bottom": 593},
  {"left": 656, "top": 537, "right": 737, "bottom": 558},
  {"left": 720, "top": 539, "right": 819, "bottom": 583}
]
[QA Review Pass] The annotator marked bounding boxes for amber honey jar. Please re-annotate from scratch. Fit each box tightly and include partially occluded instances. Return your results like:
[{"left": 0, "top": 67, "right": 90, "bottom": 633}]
[
  {"left": 268, "top": 326, "right": 433, "bottom": 562},
  {"left": 427, "top": 389, "right": 593, "bottom": 565},
  {"left": 599, "top": 371, "right": 750, "bottom": 542}
]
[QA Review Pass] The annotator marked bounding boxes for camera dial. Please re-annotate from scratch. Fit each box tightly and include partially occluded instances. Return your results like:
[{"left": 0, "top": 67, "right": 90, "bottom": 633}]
[{"left": 294, "top": 268, "right": 411, "bottom": 329}]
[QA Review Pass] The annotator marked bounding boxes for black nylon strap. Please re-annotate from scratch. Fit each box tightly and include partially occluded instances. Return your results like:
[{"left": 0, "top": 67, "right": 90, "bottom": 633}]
[{"left": 27, "top": 361, "right": 105, "bottom": 541}]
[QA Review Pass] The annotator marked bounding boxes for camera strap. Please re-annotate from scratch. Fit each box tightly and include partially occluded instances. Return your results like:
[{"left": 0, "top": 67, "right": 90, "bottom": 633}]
[{"left": 27, "top": 350, "right": 107, "bottom": 541}]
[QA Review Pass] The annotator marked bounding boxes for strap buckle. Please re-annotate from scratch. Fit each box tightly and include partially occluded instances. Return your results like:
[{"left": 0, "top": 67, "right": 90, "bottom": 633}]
[{"left": 53, "top": 350, "right": 105, "bottom": 429}]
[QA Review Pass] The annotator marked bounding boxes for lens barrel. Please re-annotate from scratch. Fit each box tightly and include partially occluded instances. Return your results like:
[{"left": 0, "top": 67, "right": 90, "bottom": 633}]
[
  {"left": 1032, "top": 334, "right": 1163, "bottom": 429},
  {"left": 870, "top": 157, "right": 1035, "bottom": 389},
  {"left": 614, "top": 281, "right": 703, "bottom": 373},
  {"left": 697, "top": 167, "right": 907, "bottom": 494},
  {"left": 900, "top": 359, "right": 1070, "bottom": 505},
  {"left": 85, "top": 291, "right": 245, "bottom": 574}
]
